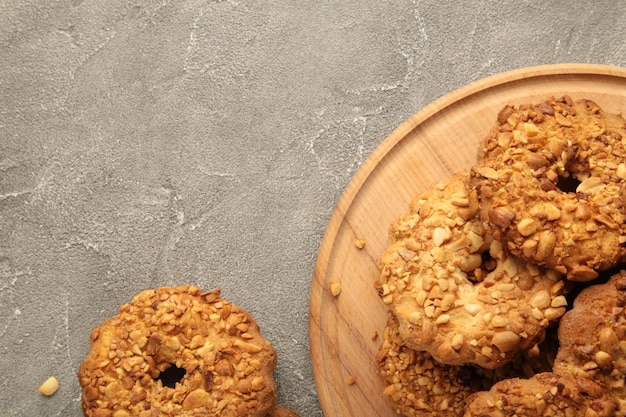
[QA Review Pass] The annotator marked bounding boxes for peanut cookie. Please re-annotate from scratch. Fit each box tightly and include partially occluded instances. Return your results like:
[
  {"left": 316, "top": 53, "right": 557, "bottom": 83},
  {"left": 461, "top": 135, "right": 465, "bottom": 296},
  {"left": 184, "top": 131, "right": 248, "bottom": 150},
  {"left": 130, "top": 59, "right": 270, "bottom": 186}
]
[
  {"left": 376, "top": 312, "right": 476, "bottom": 417},
  {"left": 463, "top": 372, "right": 620, "bottom": 417},
  {"left": 376, "top": 174, "right": 566, "bottom": 368},
  {"left": 554, "top": 270, "right": 626, "bottom": 410},
  {"left": 464, "top": 271, "right": 626, "bottom": 416},
  {"left": 377, "top": 312, "right": 560, "bottom": 417},
  {"left": 78, "top": 286, "right": 299, "bottom": 417},
  {"left": 470, "top": 96, "right": 626, "bottom": 282}
]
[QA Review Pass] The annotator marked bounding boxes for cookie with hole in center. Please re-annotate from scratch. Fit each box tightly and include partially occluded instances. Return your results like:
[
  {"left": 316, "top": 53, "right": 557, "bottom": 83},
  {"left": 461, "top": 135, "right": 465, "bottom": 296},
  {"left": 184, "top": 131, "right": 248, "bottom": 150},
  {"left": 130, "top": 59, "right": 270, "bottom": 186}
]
[
  {"left": 77, "top": 286, "right": 299, "bottom": 417},
  {"left": 470, "top": 96, "right": 626, "bottom": 282},
  {"left": 376, "top": 174, "right": 567, "bottom": 369}
]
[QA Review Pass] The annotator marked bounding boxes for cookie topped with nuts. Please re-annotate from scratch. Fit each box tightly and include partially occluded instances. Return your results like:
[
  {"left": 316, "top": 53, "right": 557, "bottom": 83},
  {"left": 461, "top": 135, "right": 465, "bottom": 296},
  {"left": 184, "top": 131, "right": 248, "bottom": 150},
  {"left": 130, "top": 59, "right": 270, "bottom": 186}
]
[
  {"left": 78, "top": 286, "right": 299, "bottom": 417},
  {"left": 374, "top": 96, "right": 626, "bottom": 417},
  {"left": 376, "top": 174, "right": 567, "bottom": 369},
  {"left": 376, "top": 311, "right": 559, "bottom": 417},
  {"left": 470, "top": 96, "right": 626, "bottom": 282},
  {"left": 554, "top": 270, "right": 626, "bottom": 406},
  {"left": 464, "top": 271, "right": 626, "bottom": 417},
  {"left": 463, "top": 371, "right": 620, "bottom": 417},
  {"left": 376, "top": 312, "right": 476, "bottom": 417}
]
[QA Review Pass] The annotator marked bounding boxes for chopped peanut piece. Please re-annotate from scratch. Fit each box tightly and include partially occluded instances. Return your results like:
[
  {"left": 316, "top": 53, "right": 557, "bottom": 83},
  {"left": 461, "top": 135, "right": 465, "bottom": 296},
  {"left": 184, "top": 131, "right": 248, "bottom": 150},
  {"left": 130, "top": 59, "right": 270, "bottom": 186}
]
[
  {"left": 329, "top": 281, "right": 341, "bottom": 297},
  {"left": 38, "top": 376, "right": 59, "bottom": 396}
]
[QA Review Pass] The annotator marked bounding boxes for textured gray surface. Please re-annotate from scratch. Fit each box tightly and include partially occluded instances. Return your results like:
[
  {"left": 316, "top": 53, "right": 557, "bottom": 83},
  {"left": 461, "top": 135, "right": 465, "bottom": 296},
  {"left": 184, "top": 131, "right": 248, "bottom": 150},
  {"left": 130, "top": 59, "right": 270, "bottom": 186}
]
[{"left": 0, "top": 1, "right": 624, "bottom": 416}]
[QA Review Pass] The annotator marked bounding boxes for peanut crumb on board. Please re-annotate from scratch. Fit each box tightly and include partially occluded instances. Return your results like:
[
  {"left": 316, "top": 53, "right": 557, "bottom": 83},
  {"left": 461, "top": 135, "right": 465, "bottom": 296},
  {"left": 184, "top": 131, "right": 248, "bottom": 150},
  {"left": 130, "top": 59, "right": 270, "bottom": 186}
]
[
  {"left": 329, "top": 281, "right": 341, "bottom": 297},
  {"left": 371, "top": 330, "right": 379, "bottom": 340},
  {"left": 354, "top": 239, "right": 366, "bottom": 249},
  {"left": 346, "top": 375, "right": 357, "bottom": 385}
]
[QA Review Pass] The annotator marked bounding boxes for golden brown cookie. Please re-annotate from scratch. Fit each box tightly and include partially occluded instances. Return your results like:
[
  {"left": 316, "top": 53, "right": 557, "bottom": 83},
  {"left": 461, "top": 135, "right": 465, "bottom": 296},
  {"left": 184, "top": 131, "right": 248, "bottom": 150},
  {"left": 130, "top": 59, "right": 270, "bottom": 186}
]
[
  {"left": 376, "top": 312, "right": 476, "bottom": 417},
  {"left": 464, "top": 271, "right": 626, "bottom": 416},
  {"left": 377, "top": 312, "right": 561, "bottom": 417},
  {"left": 463, "top": 372, "right": 620, "bottom": 417},
  {"left": 78, "top": 286, "right": 299, "bottom": 417},
  {"left": 376, "top": 174, "right": 566, "bottom": 368},
  {"left": 470, "top": 96, "right": 626, "bottom": 282},
  {"left": 554, "top": 270, "right": 626, "bottom": 409}
]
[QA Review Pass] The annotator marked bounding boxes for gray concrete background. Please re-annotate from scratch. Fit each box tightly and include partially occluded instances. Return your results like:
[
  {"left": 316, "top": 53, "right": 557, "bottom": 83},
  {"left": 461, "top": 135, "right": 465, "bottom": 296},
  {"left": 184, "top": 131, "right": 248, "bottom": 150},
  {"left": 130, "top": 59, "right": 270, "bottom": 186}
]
[{"left": 0, "top": 1, "right": 624, "bottom": 416}]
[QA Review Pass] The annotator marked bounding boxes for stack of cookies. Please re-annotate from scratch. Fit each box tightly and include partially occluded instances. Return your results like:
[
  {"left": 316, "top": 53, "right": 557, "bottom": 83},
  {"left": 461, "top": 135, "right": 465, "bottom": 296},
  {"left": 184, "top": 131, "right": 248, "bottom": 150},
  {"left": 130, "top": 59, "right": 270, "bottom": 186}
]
[{"left": 374, "top": 96, "right": 626, "bottom": 417}]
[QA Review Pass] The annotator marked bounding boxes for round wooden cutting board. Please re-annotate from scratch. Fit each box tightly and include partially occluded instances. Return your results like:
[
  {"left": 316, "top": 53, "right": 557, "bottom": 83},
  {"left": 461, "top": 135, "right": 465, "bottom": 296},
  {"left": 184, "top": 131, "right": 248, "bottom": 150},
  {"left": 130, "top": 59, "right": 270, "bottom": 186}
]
[{"left": 309, "top": 64, "right": 626, "bottom": 417}]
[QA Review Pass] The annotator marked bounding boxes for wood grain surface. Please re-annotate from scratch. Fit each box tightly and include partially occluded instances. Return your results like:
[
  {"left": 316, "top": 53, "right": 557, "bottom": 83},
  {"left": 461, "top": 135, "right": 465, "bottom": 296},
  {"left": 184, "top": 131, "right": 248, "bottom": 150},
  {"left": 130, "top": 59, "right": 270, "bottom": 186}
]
[{"left": 308, "top": 64, "right": 626, "bottom": 417}]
